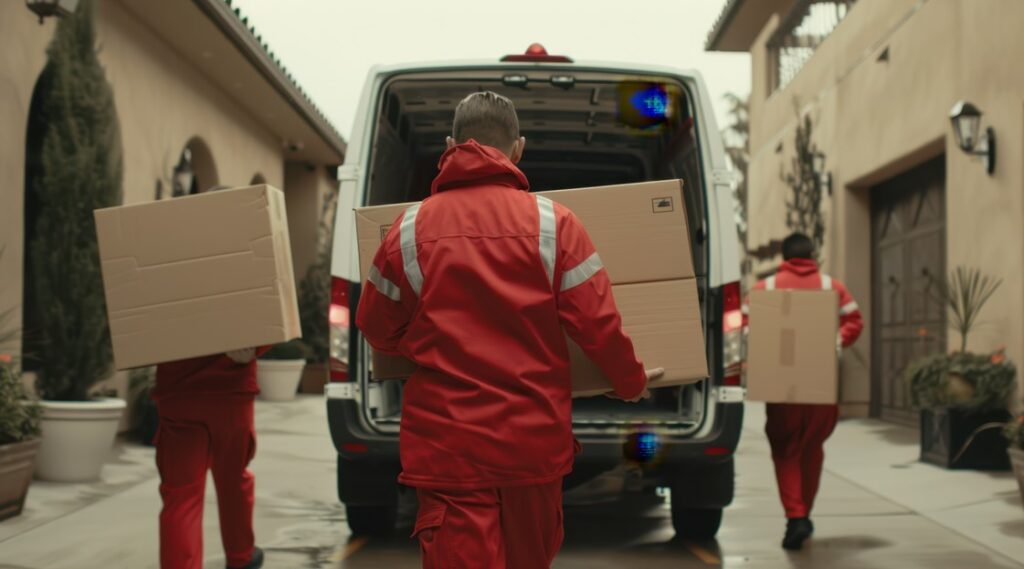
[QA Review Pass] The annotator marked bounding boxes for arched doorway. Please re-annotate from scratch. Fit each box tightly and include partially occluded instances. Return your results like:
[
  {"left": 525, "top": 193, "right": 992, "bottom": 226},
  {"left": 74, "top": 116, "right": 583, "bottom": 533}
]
[
  {"left": 21, "top": 71, "right": 50, "bottom": 368},
  {"left": 171, "top": 137, "right": 219, "bottom": 196}
]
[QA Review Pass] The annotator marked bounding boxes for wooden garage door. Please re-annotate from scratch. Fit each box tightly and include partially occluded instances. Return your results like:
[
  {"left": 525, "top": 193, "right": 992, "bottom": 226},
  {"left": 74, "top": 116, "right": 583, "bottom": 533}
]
[{"left": 870, "top": 156, "right": 947, "bottom": 425}]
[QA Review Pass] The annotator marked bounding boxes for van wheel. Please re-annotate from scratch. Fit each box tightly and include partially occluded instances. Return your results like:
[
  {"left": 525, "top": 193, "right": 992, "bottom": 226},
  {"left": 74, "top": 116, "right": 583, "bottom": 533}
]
[
  {"left": 671, "top": 504, "right": 723, "bottom": 540},
  {"left": 346, "top": 504, "right": 397, "bottom": 536}
]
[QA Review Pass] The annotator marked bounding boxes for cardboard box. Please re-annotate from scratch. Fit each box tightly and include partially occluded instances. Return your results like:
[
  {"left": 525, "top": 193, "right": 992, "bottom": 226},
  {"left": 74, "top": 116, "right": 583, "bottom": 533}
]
[
  {"left": 95, "top": 185, "right": 301, "bottom": 370},
  {"left": 355, "top": 180, "right": 708, "bottom": 394},
  {"left": 745, "top": 289, "right": 839, "bottom": 404},
  {"left": 356, "top": 180, "right": 693, "bottom": 287}
]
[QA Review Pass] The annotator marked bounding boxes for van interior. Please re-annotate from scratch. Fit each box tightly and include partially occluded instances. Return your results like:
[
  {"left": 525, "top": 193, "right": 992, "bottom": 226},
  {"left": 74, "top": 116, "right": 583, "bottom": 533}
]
[{"left": 361, "top": 69, "right": 711, "bottom": 434}]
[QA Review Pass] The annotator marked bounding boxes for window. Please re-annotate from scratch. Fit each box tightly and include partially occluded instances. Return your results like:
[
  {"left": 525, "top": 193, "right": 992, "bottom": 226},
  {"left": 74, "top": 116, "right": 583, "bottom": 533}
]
[{"left": 768, "top": 0, "right": 856, "bottom": 92}]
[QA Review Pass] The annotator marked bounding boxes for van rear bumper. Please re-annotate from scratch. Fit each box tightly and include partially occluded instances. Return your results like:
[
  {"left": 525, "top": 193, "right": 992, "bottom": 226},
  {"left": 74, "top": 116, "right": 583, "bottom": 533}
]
[{"left": 327, "top": 393, "right": 742, "bottom": 507}]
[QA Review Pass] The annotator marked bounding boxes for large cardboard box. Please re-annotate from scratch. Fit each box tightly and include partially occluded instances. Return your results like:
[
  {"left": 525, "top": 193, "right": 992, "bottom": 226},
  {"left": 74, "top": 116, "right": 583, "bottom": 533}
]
[
  {"left": 745, "top": 289, "right": 839, "bottom": 404},
  {"left": 95, "top": 184, "right": 301, "bottom": 370},
  {"left": 355, "top": 179, "right": 708, "bottom": 395}
]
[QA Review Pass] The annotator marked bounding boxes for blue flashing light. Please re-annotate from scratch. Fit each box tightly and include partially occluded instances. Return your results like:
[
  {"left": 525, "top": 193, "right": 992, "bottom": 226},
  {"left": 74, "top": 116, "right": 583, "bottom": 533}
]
[{"left": 630, "top": 86, "right": 669, "bottom": 119}]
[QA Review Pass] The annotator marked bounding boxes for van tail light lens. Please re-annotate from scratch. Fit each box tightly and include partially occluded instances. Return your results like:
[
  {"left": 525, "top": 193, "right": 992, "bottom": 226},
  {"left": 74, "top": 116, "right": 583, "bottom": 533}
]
[
  {"left": 721, "top": 281, "right": 743, "bottom": 386},
  {"left": 329, "top": 276, "right": 351, "bottom": 382}
]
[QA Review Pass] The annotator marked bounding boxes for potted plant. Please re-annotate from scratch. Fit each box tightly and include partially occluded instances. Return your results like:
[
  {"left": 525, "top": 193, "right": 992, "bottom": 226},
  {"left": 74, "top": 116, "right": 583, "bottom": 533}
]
[
  {"left": 257, "top": 339, "right": 311, "bottom": 401},
  {"left": 28, "top": 0, "right": 126, "bottom": 482},
  {"left": 905, "top": 267, "right": 1015, "bottom": 470},
  {"left": 0, "top": 301, "right": 42, "bottom": 521},
  {"left": 1005, "top": 411, "right": 1024, "bottom": 508},
  {"left": 297, "top": 192, "right": 336, "bottom": 394},
  {"left": 128, "top": 367, "right": 158, "bottom": 446}
]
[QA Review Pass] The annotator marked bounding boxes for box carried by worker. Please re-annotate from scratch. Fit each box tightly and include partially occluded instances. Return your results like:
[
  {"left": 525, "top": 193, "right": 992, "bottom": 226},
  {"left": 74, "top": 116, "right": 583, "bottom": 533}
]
[
  {"left": 94, "top": 184, "right": 301, "bottom": 370},
  {"left": 354, "top": 179, "right": 708, "bottom": 396},
  {"left": 745, "top": 289, "right": 839, "bottom": 404}
]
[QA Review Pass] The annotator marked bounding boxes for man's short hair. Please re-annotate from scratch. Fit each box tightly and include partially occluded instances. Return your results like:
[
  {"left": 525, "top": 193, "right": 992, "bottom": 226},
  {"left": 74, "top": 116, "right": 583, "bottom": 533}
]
[
  {"left": 452, "top": 91, "right": 520, "bottom": 151},
  {"left": 782, "top": 232, "right": 815, "bottom": 260}
]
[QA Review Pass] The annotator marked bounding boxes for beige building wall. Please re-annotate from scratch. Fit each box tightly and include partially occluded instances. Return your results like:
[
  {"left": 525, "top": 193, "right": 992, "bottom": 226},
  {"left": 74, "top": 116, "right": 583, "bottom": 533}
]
[
  {"left": 284, "top": 163, "right": 336, "bottom": 284},
  {"left": 0, "top": 4, "right": 56, "bottom": 360},
  {"left": 1, "top": 2, "right": 340, "bottom": 422},
  {"left": 745, "top": 0, "right": 1024, "bottom": 415}
]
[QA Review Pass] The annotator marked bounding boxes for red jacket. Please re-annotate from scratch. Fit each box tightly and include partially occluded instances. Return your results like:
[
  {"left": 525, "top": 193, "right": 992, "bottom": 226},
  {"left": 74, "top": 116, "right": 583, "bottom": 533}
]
[
  {"left": 152, "top": 347, "right": 270, "bottom": 402},
  {"left": 743, "top": 258, "right": 863, "bottom": 347},
  {"left": 356, "top": 140, "right": 646, "bottom": 490}
]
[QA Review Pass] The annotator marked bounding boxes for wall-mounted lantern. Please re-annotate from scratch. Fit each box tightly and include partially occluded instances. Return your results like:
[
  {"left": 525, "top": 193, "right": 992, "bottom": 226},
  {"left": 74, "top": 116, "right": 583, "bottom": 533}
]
[
  {"left": 25, "top": 0, "right": 79, "bottom": 24},
  {"left": 813, "top": 152, "right": 832, "bottom": 196},
  {"left": 172, "top": 149, "right": 195, "bottom": 198},
  {"left": 949, "top": 101, "right": 996, "bottom": 175}
]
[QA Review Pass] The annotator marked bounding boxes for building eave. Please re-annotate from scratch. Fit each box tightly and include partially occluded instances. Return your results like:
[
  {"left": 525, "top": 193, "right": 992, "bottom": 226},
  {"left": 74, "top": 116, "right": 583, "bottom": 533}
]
[{"left": 191, "top": 0, "right": 346, "bottom": 162}]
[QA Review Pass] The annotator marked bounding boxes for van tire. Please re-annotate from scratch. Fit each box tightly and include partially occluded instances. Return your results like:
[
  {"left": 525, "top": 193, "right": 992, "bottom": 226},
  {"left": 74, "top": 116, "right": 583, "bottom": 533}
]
[
  {"left": 671, "top": 504, "right": 723, "bottom": 540},
  {"left": 346, "top": 504, "right": 397, "bottom": 536}
]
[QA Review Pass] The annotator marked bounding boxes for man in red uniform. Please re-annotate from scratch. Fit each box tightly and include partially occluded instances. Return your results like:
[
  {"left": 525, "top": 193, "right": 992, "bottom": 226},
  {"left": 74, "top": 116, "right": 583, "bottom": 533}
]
[
  {"left": 152, "top": 346, "right": 268, "bottom": 569},
  {"left": 356, "top": 91, "right": 660, "bottom": 569},
  {"left": 743, "top": 232, "right": 864, "bottom": 550}
]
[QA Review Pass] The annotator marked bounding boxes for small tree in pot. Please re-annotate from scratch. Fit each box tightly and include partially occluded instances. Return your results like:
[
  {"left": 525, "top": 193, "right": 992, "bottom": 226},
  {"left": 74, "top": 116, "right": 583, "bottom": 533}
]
[
  {"left": 905, "top": 267, "right": 1016, "bottom": 470},
  {"left": 257, "top": 339, "right": 311, "bottom": 402},
  {"left": 27, "top": 0, "right": 126, "bottom": 482}
]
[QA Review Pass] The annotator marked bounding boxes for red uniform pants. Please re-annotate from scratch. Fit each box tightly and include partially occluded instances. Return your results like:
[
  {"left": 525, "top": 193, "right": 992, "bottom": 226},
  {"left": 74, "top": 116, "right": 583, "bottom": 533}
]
[
  {"left": 155, "top": 397, "right": 257, "bottom": 569},
  {"left": 414, "top": 480, "right": 564, "bottom": 569},
  {"left": 765, "top": 403, "right": 839, "bottom": 519}
]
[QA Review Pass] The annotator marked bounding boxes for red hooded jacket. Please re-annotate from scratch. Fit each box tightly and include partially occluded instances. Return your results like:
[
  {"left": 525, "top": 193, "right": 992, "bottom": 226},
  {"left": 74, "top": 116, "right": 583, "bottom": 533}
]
[
  {"left": 742, "top": 258, "right": 863, "bottom": 347},
  {"left": 356, "top": 140, "right": 646, "bottom": 490}
]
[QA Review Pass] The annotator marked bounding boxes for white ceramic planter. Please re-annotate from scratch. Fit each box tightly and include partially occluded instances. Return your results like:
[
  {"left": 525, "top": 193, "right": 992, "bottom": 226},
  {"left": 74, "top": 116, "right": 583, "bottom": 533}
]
[
  {"left": 35, "top": 398, "right": 126, "bottom": 482},
  {"left": 257, "top": 360, "right": 305, "bottom": 402}
]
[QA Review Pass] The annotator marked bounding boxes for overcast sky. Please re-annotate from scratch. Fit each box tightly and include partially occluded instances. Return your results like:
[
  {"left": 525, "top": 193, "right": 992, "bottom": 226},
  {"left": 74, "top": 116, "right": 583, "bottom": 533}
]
[{"left": 230, "top": 0, "right": 751, "bottom": 141}]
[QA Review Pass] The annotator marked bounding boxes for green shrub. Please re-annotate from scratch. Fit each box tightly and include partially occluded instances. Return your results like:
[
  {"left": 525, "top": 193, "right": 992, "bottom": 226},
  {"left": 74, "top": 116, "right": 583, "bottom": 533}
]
[
  {"left": 907, "top": 350, "right": 1016, "bottom": 412},
  {"left": 29, "top": 0, "right": 122, "bottom": 401},
  {"left": 260, "top": 339, "right": 312, "bottom": 361},
  {"left": 0, "top": 358, "right": 41, "bottom": 446}
]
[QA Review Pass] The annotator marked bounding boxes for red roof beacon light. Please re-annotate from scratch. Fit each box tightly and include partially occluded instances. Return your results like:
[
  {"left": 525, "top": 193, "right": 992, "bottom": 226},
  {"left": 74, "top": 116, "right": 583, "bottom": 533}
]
[{"left": 501, "top": 43, "right": 574, "bottom": 63}]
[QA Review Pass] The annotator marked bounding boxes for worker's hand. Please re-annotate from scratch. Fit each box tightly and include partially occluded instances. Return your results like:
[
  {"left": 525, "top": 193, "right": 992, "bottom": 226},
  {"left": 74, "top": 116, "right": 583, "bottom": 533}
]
[
  {"left": 225, "top": 348, "right": 256, "bottom": 364},
  {"left": 645, "top": 367, "right": 665, "bottom": 381},
  {"left": 606, "top": 368, "right": 664, "bottom": 402},
  {"left": 606, "top": 388, "right": 651, "bottom": 403}
]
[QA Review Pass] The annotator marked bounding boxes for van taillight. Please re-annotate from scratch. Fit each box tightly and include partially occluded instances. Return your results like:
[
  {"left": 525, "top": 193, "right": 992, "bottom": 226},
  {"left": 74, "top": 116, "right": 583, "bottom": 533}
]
[
  {"left": 329, "top": 277, "right": 351, "bottom": 382},
  {"left": 721, "top": 281, "right": 743, "bottom": 386}
]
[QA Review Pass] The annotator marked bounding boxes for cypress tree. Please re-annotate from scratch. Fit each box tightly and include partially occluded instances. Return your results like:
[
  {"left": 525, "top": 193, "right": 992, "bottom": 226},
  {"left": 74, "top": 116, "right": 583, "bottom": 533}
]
[{"left": 30, "top": 0, "right": 122, "bottom": 401}]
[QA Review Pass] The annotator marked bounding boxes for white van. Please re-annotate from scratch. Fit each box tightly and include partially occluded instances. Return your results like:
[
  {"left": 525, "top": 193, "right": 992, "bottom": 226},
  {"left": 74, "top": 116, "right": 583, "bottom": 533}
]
[{"left": 325, "top": 45, "right": 745, "bottom": 540}]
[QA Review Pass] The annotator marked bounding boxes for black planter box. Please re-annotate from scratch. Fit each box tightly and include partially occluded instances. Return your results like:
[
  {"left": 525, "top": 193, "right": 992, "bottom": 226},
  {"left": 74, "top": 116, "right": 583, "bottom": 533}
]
[{"left": 920, "top": 407, "right": 1011, "bottom": 470}]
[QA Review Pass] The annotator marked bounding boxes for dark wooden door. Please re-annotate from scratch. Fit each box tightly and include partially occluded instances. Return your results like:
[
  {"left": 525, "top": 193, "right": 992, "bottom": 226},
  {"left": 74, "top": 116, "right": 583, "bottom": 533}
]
[{"left": 870, "top": 156, "right": 947, "bottom": 425}]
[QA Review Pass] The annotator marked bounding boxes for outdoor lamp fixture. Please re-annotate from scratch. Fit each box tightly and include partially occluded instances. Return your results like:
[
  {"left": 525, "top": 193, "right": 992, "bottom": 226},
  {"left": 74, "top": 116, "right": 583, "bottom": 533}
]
[
  {"left": 813, "top": 152, "right": 833, "bottom": 196},
  {"left": 172, "top": 149, "right": 195, "bottom": 198},
  {"left": 25, "top": 0, "right": 79, "bottom": 24},
  {"left": 949, "top": 100, "right": 996, "bottom": 175}
]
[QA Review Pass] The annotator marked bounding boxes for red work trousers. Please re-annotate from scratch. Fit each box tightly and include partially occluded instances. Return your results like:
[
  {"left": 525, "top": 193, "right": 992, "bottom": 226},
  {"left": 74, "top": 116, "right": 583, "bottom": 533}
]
[
  {"left": 765, "top": 403, "right": 839, "bottom": 519},
  {"left": 414, "top": 480, "right": 564, "bottom": 569},
  {"left": 155, "top": 397, "right": 257, "bottom": 569}
]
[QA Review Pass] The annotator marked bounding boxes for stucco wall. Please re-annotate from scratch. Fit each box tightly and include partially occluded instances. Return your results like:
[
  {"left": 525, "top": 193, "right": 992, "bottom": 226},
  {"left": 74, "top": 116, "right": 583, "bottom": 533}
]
[
  {"left": 745, "top": 0, "right": 1024, "bottom": 414},
  {"left": 0, "top": 4, "right": 56, "bottom": 361}
]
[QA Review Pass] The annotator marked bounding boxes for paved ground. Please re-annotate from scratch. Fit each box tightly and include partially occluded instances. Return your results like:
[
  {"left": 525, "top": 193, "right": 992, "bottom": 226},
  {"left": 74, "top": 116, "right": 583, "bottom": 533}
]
[{"left": 0, "top": 396, "right": 1021, "bottom": 568}]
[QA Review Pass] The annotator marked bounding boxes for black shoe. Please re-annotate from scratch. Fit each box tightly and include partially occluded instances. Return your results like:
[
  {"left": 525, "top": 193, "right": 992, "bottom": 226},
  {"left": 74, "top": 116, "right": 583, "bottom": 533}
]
[
  {"left": 782, "top": 518, "right": 813, "bottom": 551},
  {"left": 227, "top": 547, "right": 264, "bottom": 569}
]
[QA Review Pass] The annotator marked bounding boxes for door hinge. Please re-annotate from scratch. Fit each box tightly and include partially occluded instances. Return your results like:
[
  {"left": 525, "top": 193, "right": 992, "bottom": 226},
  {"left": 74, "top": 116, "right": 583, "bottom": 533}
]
[
  {"left": 716, "top": 386, "right": 746, "bottom": 403},
  {"left": 326, "top": 382, "right": 360, "bottom": 400}
]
